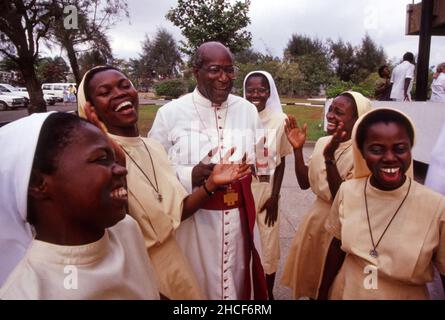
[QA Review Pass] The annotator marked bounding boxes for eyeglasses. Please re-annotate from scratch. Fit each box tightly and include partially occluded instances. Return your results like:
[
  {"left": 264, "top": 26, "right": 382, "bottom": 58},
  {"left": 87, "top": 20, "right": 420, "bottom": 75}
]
[
  {"left": 245, "top": 88, "right": 269, "bottom": 95},
  {"left": 200, "top": 65, "right": 238, "bottom": 79}
]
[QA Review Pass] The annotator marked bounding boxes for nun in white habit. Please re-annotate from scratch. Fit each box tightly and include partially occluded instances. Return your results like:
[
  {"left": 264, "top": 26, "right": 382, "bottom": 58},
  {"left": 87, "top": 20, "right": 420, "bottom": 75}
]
[
  {"left": 0, "top": 112, "right": 159, "bottom": 299},
  {"left": 243, "top": 71, "right": 292, "bottom": 299}
]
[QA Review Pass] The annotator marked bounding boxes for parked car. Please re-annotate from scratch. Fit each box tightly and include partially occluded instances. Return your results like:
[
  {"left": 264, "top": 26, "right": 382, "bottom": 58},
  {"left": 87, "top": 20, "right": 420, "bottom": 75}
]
[
  {"left": 0, "top": 84, "right": 57, "bottom": 106},
  {"left": 15, "top": 87, "right": 57, "bottom": 106},
  {"left": 0, "top": 92, "right": 26, "bottom": 111},
  {"left": 0, "top": 84, "right": 56, "bottom": 106},
  {"left": 42, "top": 83, "right": 77, "bottom": 102}
]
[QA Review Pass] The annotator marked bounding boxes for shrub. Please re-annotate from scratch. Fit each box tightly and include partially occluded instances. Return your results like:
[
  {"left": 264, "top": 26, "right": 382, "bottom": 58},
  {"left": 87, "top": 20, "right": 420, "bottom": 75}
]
[
  {"left": 326, "top": 77, "right": 374, "bottom": 99},
  {"left": 154, "top": 79, "right": 186, "bottom": 99}
]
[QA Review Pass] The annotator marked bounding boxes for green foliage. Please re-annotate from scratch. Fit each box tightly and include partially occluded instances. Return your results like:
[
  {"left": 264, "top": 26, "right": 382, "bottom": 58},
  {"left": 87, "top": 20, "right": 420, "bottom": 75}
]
[
  {"left": 329, "top": 39, "right": 356, "bottom": 82},
  {"left": 166, "top": 0, "right": 252, "bottom": 55},
  {"left": 138, "top": 28, "right": 182, "bottom": 79},
  {"left": 234, "top": 59, "right": 302, "bottom": 96},
  {"left": 329, "top": 34, "right": 386, "bottom": 84},
  {"left": 36, "top": 56, "right": 69, "bottom": 83},
  {"left": 284, "top": 34, "right": 326, "bottom": 59},
  {"left": 325, "top": 79, "right": 353, "bottom": 98},
  {"left": 325, "top": 77, "right": 375, "bottom": 99},
  {"left": 293, "top": 54, "right": 334, "bottom": 96},
  {"left": 355, "top": 34, "right": 386, "bottom": 79},
  {"left": 78, "top": 50, "right": 112, "bottom": 77},
  {"left": 154, "top": 79, "right": 187, "bottom": 99},
  {"left": 234, "top": 48, "right": 268, "bottom": 64},
  {"left": 284, "top": 34, "right": 333, "bottom": 96}
]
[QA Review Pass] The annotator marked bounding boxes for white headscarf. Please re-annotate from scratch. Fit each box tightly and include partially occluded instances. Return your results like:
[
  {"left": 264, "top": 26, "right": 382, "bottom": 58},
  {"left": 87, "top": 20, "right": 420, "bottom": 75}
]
[
  {"left": 0, "top": 112, "right": 55, "bottom": 286},
  {"left": 77, "top": 66, "right": 104, "bottom": 120},
  {"left": 340, "top": 91, "right": 373, "bottom": 118},
  {"left": 243, "top": 70, "right": 283, "bottom": 113}
]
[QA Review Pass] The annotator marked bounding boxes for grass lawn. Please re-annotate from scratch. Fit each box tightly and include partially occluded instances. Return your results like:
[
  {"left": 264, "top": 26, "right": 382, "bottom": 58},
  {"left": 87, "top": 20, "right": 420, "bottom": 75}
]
[
  {"left": 282, "top": 105, "right": 326, "bottom": 142},
  {"left": 138, "top": 103, "right": 326, "bottom": 142},
  {"left": 280, "top": 97, "right": 326, "bottom": 106}
]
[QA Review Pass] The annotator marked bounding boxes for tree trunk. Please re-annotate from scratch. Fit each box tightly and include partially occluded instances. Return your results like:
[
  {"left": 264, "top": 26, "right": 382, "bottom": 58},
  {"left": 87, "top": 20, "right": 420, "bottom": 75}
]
[
  {"left": 64, "top": 36, "right": 81, "bottom": 86},
  {"left": 20, "top": 57, "right": 46, "bottom": 114}
]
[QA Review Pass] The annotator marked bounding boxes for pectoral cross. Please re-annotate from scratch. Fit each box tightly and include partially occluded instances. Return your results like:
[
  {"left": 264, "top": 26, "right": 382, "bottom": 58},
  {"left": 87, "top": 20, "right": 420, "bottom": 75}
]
[{"left": 223, "top": 187, "right": 238, "bottom": 206}]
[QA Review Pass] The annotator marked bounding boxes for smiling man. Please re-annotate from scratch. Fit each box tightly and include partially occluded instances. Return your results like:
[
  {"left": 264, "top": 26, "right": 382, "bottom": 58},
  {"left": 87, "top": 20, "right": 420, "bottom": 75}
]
[{"left": 149, "top": 41, "right": 268, "bottom": 300}]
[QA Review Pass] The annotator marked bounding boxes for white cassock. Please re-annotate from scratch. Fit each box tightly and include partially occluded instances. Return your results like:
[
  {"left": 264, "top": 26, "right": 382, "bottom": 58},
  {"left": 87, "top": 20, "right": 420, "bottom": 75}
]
[{"left": 149, "top": 88, "right": 265, "bottom": 300}]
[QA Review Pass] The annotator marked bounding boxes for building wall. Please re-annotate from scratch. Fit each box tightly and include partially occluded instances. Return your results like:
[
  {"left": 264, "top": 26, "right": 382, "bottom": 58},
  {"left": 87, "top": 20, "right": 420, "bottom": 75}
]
[{"left": 324, "top": 99, "right": 445, "bottom": 164}]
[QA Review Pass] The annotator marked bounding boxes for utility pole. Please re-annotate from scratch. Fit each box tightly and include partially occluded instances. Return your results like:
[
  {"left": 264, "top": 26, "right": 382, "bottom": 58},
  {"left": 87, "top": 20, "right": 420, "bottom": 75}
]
[{"left": 415, "top": 0, "right": 434, "bottom": 101}]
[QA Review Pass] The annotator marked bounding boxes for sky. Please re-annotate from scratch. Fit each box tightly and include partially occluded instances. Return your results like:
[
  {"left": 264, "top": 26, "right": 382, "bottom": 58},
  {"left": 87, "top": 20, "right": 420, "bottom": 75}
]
[{"left": 54, "top": 0, "right": 445, "bottom": 68}]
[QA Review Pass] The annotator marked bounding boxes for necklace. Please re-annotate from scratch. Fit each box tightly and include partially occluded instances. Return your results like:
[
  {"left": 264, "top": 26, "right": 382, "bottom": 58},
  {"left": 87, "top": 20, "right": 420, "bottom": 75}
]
[
  {"left": 335, "top": 143, "right": 352, "bottom": 164},
  {"left": 121, "top": 138, "right": 162, "bottom": 202},
  {"left": 364, "top": 176, "right": 411, "bottom": 258}
]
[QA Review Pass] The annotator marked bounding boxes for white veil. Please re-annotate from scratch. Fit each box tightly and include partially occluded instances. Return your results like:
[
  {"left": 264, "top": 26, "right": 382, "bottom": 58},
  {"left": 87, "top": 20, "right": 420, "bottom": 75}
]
[{"left": 243, "top": 70, "right": 283, "bottom": 113}]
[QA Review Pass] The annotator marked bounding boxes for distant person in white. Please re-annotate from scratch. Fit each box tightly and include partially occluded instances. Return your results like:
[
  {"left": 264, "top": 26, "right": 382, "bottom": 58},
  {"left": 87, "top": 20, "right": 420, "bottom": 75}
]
[
  {"left": 390, "top": 52, "right": 415, "bottom": 101},
  {"left": 430, "top": 63, "right": 445, "bottom": 102}
]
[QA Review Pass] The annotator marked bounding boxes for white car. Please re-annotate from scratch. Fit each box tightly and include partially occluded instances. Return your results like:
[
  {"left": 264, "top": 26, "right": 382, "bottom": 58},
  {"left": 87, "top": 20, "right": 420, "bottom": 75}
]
[
  {"left": 0, "top": 84, "right": 56, "bottom": 106},
  {"left": 42, "top": 83, "right": 77, "bottom": 102},
  {"left": 0, "top": 93, "right": 26, "bottom": 111}
]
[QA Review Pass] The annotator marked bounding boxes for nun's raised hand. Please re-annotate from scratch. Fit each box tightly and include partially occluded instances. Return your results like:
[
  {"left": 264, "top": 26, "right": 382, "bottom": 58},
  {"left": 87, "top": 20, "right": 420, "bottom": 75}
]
[
  {"left": 84, "top": 102, "right": 107, "bottom": 133},
  {"left": 83, "top": 102, "right": 126, "bottom": 166},
  {"left": 285, "top": 115, "right": 307, "bottom": 150},
  {"left": 323, "top": 121, "right": 347, "bottom": 161}
]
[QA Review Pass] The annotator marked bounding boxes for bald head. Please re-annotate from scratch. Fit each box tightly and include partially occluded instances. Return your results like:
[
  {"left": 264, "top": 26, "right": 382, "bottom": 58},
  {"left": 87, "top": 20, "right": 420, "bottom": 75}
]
[
  {"left": 192, "top": 41, "right": 235, "bottom": 105},
  {"left": 193, "top": 42, "right": 234, "bottom": 68}
]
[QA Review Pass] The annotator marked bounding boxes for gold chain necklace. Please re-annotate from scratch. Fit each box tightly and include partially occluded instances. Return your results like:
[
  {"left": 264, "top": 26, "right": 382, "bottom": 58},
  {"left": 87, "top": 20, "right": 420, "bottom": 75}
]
[
  {"left": 364, "top": 176, "right": 411, "bottom": 258},
  {"left": 121, "top": 138, "right": 162, "bottom": 202}
]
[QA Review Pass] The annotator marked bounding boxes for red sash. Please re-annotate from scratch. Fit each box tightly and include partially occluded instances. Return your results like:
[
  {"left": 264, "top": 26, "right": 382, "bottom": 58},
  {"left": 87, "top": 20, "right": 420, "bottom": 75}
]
[{"left": 202, "top": 175, "right": 268, "bottom": 300}]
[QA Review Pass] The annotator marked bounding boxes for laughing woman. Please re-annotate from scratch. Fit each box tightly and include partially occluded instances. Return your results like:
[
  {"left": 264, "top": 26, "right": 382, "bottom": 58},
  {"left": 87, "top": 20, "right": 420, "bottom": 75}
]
[
  {"left": 321, "top": 108, "right": 445, "bottom": 299},
  {"left": 243, "top": 71, "right": 292, "bottom": 299},
  {"left": 77, "top": 66, "right": 251, "bottom": 300},
  {"left": 0, "top": 112, "right": 159, "bottom": 299},
  {"left": 281, "top": 92, "right": 372, "bottom": 299}
]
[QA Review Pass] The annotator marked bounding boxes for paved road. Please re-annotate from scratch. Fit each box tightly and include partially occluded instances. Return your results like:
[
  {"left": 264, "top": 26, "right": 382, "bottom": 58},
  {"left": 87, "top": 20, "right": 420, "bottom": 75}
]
[
  {"left": 274, "top": 146, "right": 315, "bottom": 300},
  {"left": 0, "top": 99, "right": 168, "bottom": 124},
  {"left": 0, "top": 103, "right": 77, "bottom": 124}
]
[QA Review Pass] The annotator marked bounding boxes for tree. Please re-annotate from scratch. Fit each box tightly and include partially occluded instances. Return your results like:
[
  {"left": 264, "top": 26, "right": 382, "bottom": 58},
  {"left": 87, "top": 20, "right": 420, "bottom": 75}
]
[
  {"left": 234, "top": 59, "right": 302, "bottom": 96},
  {"left": 78, "top": 49, "right": 112, "bottom": 77},
  {"left": 329, "top": 34, "right": 387, "bottom": 83},
  {"left": 354, "top": 34, "right": 386, "bottom": 82},
  {"left": 47, "top": 0, "right": 128, "bottom": 84},
  {"left": 284, "top": 34, "right": 333, "bottom": 96},
  {"left": 234, "top": 48, "right": 276, "bottom": 65},
  {"left": 141, "top": 28, "right": 182, "bottom": 79},
  {"left": 0, "top": 0, "right": 55, "bottom": 113},
  {"left": 284, "top": 34, "right": 326, "bottom": 59},
  {"left": 166, "top": 0, "right": 252, "bottom": 55},
  {"left": 293, "top": 54, "right": 334, "bottom": 96},
  {"left": 329, "top": 38, "right": 357, "bottom": 82},
  {"left": 127, "top": 57, "right": 151, "bottom": 90},
  {"left": 36, "top": 56, "right": 69, "bottom": 83}
]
